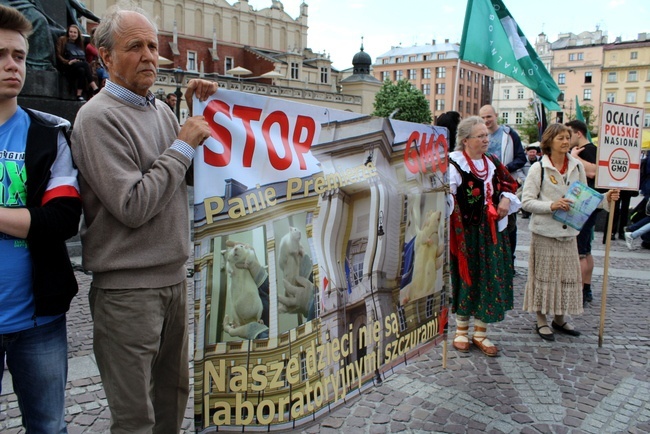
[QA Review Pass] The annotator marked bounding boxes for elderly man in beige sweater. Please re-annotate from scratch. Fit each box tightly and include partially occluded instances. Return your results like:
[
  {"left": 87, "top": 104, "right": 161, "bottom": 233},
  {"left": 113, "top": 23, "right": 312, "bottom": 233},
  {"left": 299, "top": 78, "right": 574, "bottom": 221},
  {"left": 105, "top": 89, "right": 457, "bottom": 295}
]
[{"left": 71, "top": 4, "right": 215, "bottom": 433}]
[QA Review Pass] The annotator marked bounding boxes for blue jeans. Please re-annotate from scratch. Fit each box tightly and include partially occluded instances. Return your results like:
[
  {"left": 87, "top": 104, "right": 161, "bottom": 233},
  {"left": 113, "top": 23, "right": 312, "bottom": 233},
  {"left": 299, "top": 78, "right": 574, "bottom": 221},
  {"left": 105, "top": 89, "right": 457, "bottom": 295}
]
[{"left": 0, "top": 315, "right": 68, "bottom": 433}]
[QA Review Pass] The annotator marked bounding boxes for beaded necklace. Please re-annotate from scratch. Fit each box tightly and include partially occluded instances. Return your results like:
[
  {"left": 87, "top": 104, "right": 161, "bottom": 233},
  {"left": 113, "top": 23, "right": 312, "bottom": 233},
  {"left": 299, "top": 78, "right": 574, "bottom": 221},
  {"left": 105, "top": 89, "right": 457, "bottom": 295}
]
[
  {"left": 462, "top": 151, "right": 489, "bottom": 180},
  {"left": 552, "top": 155, "right": 568, "bottom": 174}
]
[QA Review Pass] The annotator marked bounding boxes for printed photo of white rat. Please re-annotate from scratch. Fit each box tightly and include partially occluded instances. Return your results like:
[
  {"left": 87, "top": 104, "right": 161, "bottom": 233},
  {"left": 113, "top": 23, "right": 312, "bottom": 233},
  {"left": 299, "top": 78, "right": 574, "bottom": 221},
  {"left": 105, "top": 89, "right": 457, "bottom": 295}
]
[{"left": 222, "top": 242, "right": 264, "bottom": 338}]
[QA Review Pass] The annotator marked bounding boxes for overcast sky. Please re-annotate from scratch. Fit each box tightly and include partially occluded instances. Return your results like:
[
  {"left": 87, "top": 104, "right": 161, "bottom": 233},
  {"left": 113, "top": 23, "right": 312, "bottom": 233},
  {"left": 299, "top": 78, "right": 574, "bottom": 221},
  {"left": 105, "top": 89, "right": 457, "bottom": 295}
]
[{"left": 245, "top": 0, "right": 649, "bottom": 70}]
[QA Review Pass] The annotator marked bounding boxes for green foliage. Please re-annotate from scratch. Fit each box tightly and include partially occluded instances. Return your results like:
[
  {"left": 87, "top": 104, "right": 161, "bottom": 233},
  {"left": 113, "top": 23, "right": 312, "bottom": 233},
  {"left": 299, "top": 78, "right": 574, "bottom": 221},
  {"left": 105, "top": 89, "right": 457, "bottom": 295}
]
[
  {"left": 372, "top": 79, "right": 432, "bottom": 124},
  {"left": 519, "top": 105, "right": 541, "bottom": 144}
]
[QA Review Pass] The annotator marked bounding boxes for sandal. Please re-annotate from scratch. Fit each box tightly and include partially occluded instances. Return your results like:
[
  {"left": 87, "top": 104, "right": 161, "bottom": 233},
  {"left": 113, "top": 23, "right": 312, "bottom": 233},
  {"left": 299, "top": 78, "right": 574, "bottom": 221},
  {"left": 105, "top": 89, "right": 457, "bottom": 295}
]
[
  {"left": 453, "top": 324, "right": 470, "bottom": 353},
  {"left": 551, "top": 321, "right": 581, "bottom": 336},
  {"left": 536, "top": 324, "right": 555, "bottom": 341},
  {"left": 473, "top": 326, "right": 498, "bottom": 357}
]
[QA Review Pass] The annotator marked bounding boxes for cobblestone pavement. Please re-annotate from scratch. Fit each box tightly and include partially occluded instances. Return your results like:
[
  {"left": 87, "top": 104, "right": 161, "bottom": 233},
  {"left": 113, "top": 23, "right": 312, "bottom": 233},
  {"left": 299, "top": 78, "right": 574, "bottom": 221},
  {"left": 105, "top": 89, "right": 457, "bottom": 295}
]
[{"left": 1, "top": 218, "right": 649, "bottom": 433}]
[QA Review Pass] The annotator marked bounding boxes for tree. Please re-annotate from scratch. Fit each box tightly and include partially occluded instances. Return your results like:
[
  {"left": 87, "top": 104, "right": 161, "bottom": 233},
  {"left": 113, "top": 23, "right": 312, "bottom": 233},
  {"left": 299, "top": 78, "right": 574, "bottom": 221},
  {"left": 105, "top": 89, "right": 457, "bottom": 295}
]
[
  {"left": 518, "top": 103, "right": 542, "bottom": 144},
  {"left": 372, "top": 79, "right": 432, "bottom": 124}
]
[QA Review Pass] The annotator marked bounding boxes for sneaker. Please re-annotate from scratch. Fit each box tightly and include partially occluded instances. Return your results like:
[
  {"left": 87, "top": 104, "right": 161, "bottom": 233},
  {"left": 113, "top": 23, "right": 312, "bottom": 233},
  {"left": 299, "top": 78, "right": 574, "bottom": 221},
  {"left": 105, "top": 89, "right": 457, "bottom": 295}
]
[{"left": 624, "top": 232, "right": 636, "bottom": 250}]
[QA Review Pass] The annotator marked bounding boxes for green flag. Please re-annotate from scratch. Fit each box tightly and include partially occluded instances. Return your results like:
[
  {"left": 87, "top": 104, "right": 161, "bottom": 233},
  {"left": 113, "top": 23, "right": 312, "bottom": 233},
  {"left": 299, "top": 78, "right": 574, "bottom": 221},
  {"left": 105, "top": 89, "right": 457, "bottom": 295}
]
[
  {"left": 574, "top": 95, "right": 593, "bottom": 141},
  {"left": 460, "top": 0, "right": 561, "bottom": 110}
]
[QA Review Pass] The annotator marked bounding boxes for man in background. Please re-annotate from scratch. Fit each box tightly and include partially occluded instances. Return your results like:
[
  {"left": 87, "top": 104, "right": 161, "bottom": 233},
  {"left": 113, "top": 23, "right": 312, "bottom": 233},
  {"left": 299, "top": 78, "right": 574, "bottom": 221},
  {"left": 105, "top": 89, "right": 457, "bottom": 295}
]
[
  {"left": 516, "top": 144, "right": 542, "bottom": 218},
  {"left": 480, "top": 104, "right": 526, "bottom": 264},
  {"left": 0, "top": 5, "right": 81, "bottom": 432},
  {"left": 165, "top": 92, "right": 176, "bottom": 110},
  {"left": 566, "top": 119, "right": 598, "bottom": 306}
]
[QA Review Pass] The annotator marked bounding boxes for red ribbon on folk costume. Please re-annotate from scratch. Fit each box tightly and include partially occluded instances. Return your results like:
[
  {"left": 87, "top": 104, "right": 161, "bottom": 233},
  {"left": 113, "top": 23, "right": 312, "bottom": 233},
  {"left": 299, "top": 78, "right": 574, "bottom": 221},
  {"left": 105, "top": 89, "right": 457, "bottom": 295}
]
[{"left": 449, "top": 197, "right": 472, "bottom": 286}]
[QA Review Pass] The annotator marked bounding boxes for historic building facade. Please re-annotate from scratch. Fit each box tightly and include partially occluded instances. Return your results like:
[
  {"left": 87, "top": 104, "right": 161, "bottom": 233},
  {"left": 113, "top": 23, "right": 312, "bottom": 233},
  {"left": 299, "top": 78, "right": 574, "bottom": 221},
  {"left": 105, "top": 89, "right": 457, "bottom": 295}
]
[
  {"left": 82, "top": 0, "right": 380, "bottom": 117},
  {"left": 602, "top": 35, "right": 650, "bottom": 132},
  {"left": 371, "top": 40, "right": 493, "bottom": 122}
]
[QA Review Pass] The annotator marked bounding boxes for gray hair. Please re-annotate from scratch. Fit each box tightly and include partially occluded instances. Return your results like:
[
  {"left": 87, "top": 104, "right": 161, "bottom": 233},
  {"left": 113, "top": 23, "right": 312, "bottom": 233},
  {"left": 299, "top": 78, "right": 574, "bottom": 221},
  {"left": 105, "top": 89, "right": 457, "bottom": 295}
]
[
  {"left": 94, "top": 1, "right": 157, "bottom": 64},
  {"left": 454, "top": 116, "right": 485, "bottom": 152}
]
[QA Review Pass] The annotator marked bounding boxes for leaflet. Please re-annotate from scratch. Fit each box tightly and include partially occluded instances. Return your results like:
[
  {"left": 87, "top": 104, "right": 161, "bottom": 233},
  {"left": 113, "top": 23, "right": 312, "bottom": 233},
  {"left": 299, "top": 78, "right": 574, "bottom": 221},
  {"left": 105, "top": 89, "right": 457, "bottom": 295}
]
[{"left": 552, "top": 181, "right": 604, "bottom": 231}]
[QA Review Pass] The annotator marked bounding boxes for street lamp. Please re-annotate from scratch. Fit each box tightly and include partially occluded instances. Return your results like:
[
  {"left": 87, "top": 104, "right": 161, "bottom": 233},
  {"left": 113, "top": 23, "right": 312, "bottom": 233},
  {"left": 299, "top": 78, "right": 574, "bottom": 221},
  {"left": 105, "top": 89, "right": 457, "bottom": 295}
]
[
  {"left": 155, "top": 88, "right": 165, "bottom": 100},
  {"left": 173, "top": 67, "right": 185, "bottom": 122}
]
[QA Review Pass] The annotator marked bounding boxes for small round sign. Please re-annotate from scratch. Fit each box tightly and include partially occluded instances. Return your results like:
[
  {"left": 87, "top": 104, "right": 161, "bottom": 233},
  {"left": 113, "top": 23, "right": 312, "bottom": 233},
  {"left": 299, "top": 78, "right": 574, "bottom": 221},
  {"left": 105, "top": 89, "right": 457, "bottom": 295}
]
[{"left": 607, "top": 148, "right": 631, "bottom": 182}]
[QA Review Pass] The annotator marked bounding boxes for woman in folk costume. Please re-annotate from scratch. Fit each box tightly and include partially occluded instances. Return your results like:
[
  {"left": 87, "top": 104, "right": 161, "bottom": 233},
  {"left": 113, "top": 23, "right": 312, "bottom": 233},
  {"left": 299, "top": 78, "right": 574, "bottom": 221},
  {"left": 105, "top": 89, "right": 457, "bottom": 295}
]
[
  {"left": 449, "top": 116, "right": 520, "bottom": 356},
  {"left": 521, "top": 124, "right": 619, "bottom": 341}
]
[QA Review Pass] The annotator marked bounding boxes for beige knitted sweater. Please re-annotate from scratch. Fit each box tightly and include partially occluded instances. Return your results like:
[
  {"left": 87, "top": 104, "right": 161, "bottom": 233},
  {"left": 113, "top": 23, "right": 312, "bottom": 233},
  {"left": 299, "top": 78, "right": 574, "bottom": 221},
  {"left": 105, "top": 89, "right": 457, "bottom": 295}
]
[{"left": 71, "top": 91, "right": 191, "bottom": 289}]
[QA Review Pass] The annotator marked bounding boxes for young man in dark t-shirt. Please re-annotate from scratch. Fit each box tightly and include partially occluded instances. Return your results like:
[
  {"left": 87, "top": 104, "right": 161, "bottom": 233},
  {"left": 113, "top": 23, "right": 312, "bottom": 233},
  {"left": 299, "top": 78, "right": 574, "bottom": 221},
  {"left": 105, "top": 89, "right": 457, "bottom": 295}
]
[{"left": 566, "top": 120, "right": 598, "bottom": 305}]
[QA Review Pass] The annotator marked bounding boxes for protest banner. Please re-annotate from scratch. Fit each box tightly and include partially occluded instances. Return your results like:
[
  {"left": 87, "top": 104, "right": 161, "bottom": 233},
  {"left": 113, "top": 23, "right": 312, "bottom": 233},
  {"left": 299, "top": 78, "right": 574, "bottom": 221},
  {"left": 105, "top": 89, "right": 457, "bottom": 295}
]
[
  {"left": 595, "top": 102, "right": 644, "bottom": 347},
  {"left": 191, "top": 89, "right": 450, "bottom": 431},
  {"left": 596, "top": 102, "right": 644, "bottom": 190}
]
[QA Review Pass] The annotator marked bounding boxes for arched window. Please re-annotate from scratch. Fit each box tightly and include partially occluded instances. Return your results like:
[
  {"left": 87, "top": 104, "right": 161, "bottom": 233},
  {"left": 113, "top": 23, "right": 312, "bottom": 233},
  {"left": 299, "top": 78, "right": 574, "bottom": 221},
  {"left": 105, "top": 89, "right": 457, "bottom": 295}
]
[{"left": 194, "top": 8, "right": 203, "bottom": 37}]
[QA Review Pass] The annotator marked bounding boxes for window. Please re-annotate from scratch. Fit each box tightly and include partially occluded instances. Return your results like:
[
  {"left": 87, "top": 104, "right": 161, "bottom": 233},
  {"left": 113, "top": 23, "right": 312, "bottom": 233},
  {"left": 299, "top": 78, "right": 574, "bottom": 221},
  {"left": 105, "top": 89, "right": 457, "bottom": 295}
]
[
  {"left": 397, "top": 306, "right": 407, "bottom": 332},
  {"left": 503, "top": 88, "right": 510, "bottom": 99},
  {"left": 225, "top": 56, "right": 234, "bottom": 73},
  {"left": 436, "top": 83, "right": 445, "bottom": 94},
  {"left": 395, "top": 70, "right": 403, "bottom": 80},
  {"left": 631, "top": 51, "right": 638, "bottom": 59},
  {"left": 320, "top": 67, "right": 328, "bottom": 84},
  {"left": 475, "top": 74, "right": 479, "bottom": 83},
  {"left": 558, "top": 73, "right": 566, "bottom": 84},
  {"left": 382, "top": 58, "right": 389, "bottom": 64},
  {"left": 437, "top": 53, "right": 446, "bottom": 60},
  {"left": 408, "top": 69, "right": 417, "bottom": 80},
  {"left": 474, "top": 88, "right": 479, "bottom": 98},
  {"left": 300, "top": 353, "right": 308, "bottom": 381},
  {"left": 466, "top": 101, "right": 471, "bottom": 113},
  {"left": 645, "top": 114, "right": 650, "bottom": 128},
  {"left": 423, "top": 54, "right": 429, "bottom": 61},
  {"left": 628, "top": 71, "right": 638, "bottom": 82},
  {"left": 584, "top": 89, "right": 592, "bottom": 100},
  {"left": 425, "top": 295, "right": 435, "bottom": 317},
  {"left": 422, "top": 83, "right": 430, "bottom": 95},
  {"left": 502, "top": 112, "right": 509, "bottom": 124},
  {"left": 584, "top": 72, "right": 592, "bottom": 83},
  {"left": 395, "top": 58, "right": 401, "bottom": 63},
  {"left": 607, "top": 72, "right": 617, "bottom": 82},
  {"left": 626, "top": 91, "right": 637, "bottom": 103},
  {"left": 459, "top": 84, "right": 464, "bottom": 96},
  {"left": 290, "top": 62, "right": 299, "bottom": 79},
  {"left": 422, "top": 68, "right": 431, "bottom": 79},
  {"left": 646, "top": 90, "right": 650, "bottom": 103},
  {"left": 569, "top": 53, "right": 575, "bottom": 61},
  {"left": 381, "top": 71, "right": 390, "bottom": 81},
  {"left": 467, "top": 71, "right": 472, "bottom": 81},
  {"left": 577, "top": 52, "right": 584, "bottom": 60},
  {"left": 409, "top": 55, "right": 417, "bottom": 62},
  {"left": 459, "top": 68, "right": 464, "bottom": 79},
  {"left": 187, "top": 50, "right": 197, "bottom": 71},
  {"left": 606, "top": 92, "right": 616, "bottom": 103},
  {"left": 350, "top": 252, "right": 364, "bottom": 286},
  {"left": 517, "top": 88, "right": 524, "bottom": 99},
  {"left": 466, "top": 86, "right": 471, "bottom": 97},
  {"left": 457, "top": 100, "right": 463, "bottom": 112},
  {"left": 436, "top": 67, "right": 446, "bottom": 78},
  {"left": 515, "top": 112, "right": 523, "bottom": 124},
  {"left": 436, "top": 99, "right": 445, "bottom": 111}
]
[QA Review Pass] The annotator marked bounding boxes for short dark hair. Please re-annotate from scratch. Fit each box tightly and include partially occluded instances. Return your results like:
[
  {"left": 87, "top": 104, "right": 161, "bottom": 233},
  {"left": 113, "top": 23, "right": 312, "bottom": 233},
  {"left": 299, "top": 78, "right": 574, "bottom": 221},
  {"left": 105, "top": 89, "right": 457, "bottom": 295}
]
[
  {"left": 435, "top": 111, "right": 461, "bottom": 149},
  {"left": 166, "top": 93, "right": 176, "bottom": 100},
  {"left": 565, "top": 119, "right": 587, "bottom": 137},
  {"left": 0, "top": 5, "right": 33, "bottom": 41}
]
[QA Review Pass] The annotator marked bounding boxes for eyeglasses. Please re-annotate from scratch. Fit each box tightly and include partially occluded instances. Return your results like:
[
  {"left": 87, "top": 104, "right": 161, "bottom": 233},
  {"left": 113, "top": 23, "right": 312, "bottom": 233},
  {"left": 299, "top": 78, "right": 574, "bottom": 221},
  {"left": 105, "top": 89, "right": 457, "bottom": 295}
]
[{"left": 468, "top": 134, "right": 489, "bottom": 140}]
